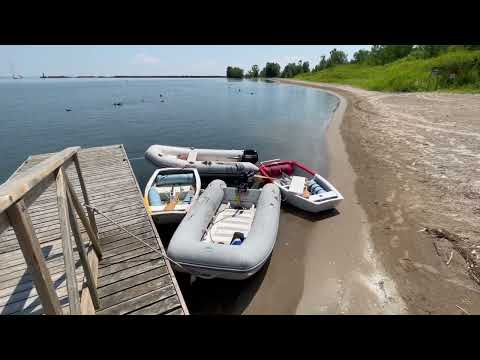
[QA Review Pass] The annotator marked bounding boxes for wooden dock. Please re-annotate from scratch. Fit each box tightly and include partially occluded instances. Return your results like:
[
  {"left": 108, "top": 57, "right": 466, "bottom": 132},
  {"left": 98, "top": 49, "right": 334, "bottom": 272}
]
[{"left": 0, "top": 145, "right": 188, "bottom": 315}]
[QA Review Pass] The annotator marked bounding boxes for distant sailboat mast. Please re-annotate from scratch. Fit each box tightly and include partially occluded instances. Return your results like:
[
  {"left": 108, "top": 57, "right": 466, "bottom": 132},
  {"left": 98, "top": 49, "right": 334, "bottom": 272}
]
[{"left": 10, "top": 62, "right": 23, "bottom": 79}]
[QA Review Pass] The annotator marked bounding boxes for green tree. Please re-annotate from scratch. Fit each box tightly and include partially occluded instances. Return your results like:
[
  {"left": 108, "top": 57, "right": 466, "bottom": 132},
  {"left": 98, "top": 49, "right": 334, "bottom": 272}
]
[
  {"left": 261, "top": 62, "right": 281, "bottom": 78},
  {"left": 281, "top": 60, "right": 310, "bottom": 78},
  {"left": 367, "top": 45, "right": 414, "bottom": 65},
  {"left": 250, "top": 64, "right": 259, "bottom": 78},
  {"left": 351, "top": 49, "right": 370, "bottom": 63},
  {"left": 327, "top": 48, "right": 348, "bottom": 67},
  {"left": 313, "top": 56, "right": 327, "bottom": 72},
  {"left": 226, "top": 66, "right": 244, "bottom": 78},
  {"left": 302, "top": 61, "right": 310, "bottom": 73},
  {"left": 281, "top": 63, "right": 295, "bottom": 78}
]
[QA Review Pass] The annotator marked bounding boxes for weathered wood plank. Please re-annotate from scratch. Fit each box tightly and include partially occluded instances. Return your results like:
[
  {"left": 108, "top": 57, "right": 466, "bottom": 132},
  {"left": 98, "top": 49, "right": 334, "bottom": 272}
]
[
  {"left": 0, "top": 240, "right": 78, "bottom": 270},
  {"left": 100, "top": 240, "right": 158, "bottom": 261},
  {"left": 56, "top": 168, "right": 80, "bottom": 314},
  {"left": 129, "top": 295, "right": 180, "bottom": 315},
  {"left": 6, "top": 288, "right": 72, "bottom": 315},
  {"left": 99, "top": 274, "right": 172, "bottom": 312},
  {"left": 5, "top": 200, "right": 62, "bottom": 314},
  {"left": 74, "top": 153, "right": 98, "bottom": 236},
  {"left": 0, "top": 257, "right": 81, "bottom": 292},
  {"left": 0, "top": 212, "right": 10, "bottom": 236},
  {"left": 165, "top": 307, "right": 184, "bottom": 315},
  {"left": 102, "top": 231, "right": 156, "bottom": 251},
  {"left": 79, "top": 247, "right": 99, "bottom": 315},
  {"left": 98, "top": 258, "right": 165, "bottom": 288},
  {"left": 0, "top": 272, "right": 83, "bottom": 306},
  {"left": 22, "top": 173, "right": 57, "bottom": 211},
  {"left": 2, "top": 144, "right": 185, "bottom": 315},
  {"left": 63, "top": 171, "right": 102, "bottom": 258},
  {"left": 98, "top": 267, "right": 169, "bottom": 298},
  {"left": 0, "top": 252, "right": 80, "bottom": 282},
  {"left": 98, "top": 247, "right": 156, "bottom": 269},
  {"left": 1, "top": 201, "right": 145, "bottom": 243},
  {"left": 117, "top": 144, "right": 188, "bottom": 315},
  {"left": 67, "top": 188, "right": 99, "bottom": 310},
  {"left": 98, "top": 285, "right": 175, "bottom": 315},
  {"left": 98, "top": 251, "right": 163, "bottom": 278}
]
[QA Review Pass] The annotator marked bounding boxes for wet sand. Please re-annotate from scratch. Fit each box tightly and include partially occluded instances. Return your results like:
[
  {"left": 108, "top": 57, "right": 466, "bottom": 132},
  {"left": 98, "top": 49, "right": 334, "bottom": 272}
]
[
  {"left": 278, "top": 79, "right": 480, "bottom": 315},
  {"left": 243, "top": 81, "right": 406, "bottom": 314}
]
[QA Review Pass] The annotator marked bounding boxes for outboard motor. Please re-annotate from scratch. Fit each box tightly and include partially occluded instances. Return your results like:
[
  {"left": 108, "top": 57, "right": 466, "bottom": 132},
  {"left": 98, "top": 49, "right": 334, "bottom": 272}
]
[
  {"left": 237, "top": 169, "right": 256, "bottom": 193},
  {"left": 242, "top": 149, "right": 259, "bottom": 164}
]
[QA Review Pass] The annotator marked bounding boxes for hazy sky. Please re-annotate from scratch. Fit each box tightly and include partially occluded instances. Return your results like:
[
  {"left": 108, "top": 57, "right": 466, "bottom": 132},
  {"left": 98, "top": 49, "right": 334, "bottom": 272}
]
[{"left": 1, "top": 45, "right": 370, "bottom": 77}]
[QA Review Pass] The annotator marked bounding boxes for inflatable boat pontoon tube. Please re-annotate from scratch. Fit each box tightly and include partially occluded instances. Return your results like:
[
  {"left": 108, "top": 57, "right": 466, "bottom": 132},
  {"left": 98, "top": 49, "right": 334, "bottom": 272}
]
[
  {"left": 167, "top": 179, "right": 281, "bottom": 280},
  {"left": 145, "top": 144, "right": 259, "bottom": 177}
]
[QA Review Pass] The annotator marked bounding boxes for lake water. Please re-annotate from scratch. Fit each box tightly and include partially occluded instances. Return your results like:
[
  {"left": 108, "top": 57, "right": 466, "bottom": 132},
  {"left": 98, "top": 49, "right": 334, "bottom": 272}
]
[
  {"left": 0, "top": 78, "right": 338, "bottom": 188},
  {"left": 0, "top": 78, "right": 339, "bottom": 314}
]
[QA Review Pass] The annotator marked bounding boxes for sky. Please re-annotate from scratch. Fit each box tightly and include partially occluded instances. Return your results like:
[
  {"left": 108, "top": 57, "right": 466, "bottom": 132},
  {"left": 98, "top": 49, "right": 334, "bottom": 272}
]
[{"left": 0, "top": 45, "right": 370, "bottom": 77}]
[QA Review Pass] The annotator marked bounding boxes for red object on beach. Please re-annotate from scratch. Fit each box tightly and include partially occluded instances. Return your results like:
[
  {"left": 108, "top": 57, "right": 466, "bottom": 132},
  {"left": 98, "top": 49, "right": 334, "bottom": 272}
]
[{"left": 259, "top": 160, "right": 315, "bottom": 180}]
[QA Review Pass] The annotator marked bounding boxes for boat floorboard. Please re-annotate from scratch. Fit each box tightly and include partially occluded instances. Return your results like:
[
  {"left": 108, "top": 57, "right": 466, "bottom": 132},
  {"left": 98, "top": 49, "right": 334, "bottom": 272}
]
[{"left": 0, "top": 144, "right": 188, "bottom": 315}]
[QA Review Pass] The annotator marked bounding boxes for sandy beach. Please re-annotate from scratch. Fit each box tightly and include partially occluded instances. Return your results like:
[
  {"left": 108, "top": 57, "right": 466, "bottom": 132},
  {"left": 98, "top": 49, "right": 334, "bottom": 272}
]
[
  {"left": 269, "top": 79, "right": 480, "bottom": 315},
  {"left": 242, "top": 80, "right": 407, "bottom": 314},
  {"left": 176, "top": 79, "right": 480, "bottom": 315}
]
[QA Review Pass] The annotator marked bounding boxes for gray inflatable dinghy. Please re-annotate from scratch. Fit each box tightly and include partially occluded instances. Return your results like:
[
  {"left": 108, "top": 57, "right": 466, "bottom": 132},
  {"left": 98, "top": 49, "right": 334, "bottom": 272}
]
[
  {"left": 145, "top": 144, "right": 259, "bottom": 177},
  {"left": 167, "top": 179, "right": 281, "bottom": 280}
]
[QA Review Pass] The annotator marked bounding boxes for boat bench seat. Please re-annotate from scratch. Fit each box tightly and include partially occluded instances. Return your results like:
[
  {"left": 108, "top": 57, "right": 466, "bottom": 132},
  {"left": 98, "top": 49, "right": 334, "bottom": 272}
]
[
  {"left": 187, "top": 150, "right": 198, "bottom": 162},
  {"left": 290, "top": 176, "right": 306, "bottom": 195}
]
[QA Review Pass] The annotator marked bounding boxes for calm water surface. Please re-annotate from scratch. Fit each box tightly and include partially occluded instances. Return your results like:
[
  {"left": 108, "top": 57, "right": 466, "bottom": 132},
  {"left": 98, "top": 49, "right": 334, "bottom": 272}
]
[
  {"left": 0, "top": 78, "right": 338, "bottom": 314},
  {"left": 0, "top": 78, "right": 337, "bottom": 186}
]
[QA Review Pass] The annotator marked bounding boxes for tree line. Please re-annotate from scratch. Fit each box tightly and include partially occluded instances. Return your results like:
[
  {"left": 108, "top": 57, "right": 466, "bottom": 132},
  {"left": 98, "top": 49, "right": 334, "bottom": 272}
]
[{"left": 226, "top": 45, "right": 480, "bottom": 79}]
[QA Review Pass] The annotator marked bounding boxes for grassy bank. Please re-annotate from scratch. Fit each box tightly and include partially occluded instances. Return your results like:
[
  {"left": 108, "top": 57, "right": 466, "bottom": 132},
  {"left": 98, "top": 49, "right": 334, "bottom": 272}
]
[{"left": 295, "top": 50, "right": 480, "bottom": 93}]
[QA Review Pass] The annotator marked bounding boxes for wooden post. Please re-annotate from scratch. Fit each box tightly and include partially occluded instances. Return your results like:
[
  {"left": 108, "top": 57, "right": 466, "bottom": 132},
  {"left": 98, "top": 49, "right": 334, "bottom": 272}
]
[
  {"left": 6, "top": 199, "right": 62, "bottom": 315},
  {"left": 62, "top": 170, "right": 103, "bottom": 258},
  {"left": 66, "top": 188, "right": 100, "bottom": 310},
  {"left": 73, "top": 153, "right": 98, "bottom": 236},
  {"left": 56, "top": 168, "right": 80, "bottom": 315}
]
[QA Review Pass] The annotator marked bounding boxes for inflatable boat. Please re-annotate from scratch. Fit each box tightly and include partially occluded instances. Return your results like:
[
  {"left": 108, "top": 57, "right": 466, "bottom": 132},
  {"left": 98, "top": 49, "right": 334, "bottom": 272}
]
[
  {"left": 259, "top": 159, "right": 343, "bottom": 213},
  {"left": 144, "top": 168, "right": 201, "bottom": 224},
  {"left": 145, "top": 144, "right": 259, "bottom": 177},
  {"left": 167, "top": 179, "right": 281, "bottom": 280}
]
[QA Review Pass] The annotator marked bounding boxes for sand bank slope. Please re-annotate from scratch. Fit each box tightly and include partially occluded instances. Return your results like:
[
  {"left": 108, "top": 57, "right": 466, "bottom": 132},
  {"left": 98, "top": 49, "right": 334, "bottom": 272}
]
[{"left": 278, "top": 79, "right": 480, "bottom": 315}]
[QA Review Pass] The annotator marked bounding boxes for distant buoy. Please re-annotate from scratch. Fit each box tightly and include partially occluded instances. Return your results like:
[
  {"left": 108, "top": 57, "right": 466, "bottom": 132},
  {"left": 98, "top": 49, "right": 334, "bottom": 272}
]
[
  {"left": 159, "top": 94, "right": 163, "bottom": 97},
  {"left": 65, "top": 108, "right": 72, "bottom": 112},
  {"left": 161, "top": 100, "right": 165, "bottom": 103}
]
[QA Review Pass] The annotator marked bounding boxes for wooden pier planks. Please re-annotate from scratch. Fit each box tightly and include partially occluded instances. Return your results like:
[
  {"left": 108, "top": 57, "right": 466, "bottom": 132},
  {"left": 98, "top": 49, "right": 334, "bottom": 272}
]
[{"left": 0, "top": 145, "right": 187, "bottom": 315}]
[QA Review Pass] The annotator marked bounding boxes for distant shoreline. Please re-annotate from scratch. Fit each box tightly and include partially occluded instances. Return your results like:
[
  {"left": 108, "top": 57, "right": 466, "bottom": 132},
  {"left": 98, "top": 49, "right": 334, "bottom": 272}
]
[{"left": 37, "top": 75, "right": 226, "bottom": 79}]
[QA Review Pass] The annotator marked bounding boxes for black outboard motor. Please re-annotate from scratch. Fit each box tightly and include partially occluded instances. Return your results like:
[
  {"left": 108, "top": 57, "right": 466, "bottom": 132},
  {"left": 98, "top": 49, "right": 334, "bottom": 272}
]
[
  {"left": 237, "top": 169, "right": 256, "bottom": 193},
  {"left": 242, "top": 149, "right": 259, "bottom": 164}
]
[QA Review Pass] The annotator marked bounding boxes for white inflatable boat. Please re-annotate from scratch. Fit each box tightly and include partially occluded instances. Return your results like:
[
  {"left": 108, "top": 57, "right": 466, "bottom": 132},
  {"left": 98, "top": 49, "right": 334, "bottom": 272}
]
[
  {"left": 259, "top": 160, "right": 343, "bottom": 213},
  {"left": 144, "top": 168, "right": 201, "bottom": 224},
  {"left": 167, "top": 179, "right": 281, "bottom": 280},
  {"left": 145, "top": 144, "right": 259, "bottom": 177}
]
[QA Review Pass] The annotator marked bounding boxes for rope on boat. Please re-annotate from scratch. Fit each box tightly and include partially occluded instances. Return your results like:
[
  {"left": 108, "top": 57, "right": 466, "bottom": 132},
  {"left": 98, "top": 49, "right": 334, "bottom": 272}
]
[{"left": 83, "top": 203, "right": 186, "bottom": 270}]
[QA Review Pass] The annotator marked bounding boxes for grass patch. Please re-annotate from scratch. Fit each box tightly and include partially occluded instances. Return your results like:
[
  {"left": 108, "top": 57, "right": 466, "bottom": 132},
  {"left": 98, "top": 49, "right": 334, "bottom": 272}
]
[{"left": 295, "top": 50, "right": 480, "bottom": 93}]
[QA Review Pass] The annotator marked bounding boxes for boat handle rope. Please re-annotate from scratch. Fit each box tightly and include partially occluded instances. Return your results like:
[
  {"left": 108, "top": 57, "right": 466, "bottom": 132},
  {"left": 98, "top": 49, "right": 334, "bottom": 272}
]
[{"left": 83, "top": 203, "right": 187, "bottom": 270}]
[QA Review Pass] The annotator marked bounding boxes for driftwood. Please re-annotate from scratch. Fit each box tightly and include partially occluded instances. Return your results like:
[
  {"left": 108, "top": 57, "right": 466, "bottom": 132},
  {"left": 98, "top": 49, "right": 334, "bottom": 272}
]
[
  {"left": 426, "top": 227, "right": 480, "bottom": 286},
  {"left": 456, "top": 305, "right": 470, "bottom": 315}
]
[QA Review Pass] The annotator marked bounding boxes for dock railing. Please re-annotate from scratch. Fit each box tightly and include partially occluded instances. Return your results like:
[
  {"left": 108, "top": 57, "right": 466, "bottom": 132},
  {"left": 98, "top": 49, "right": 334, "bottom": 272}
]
[{"left": 0, "top": 147, "right": 102, "bottom": 314}]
